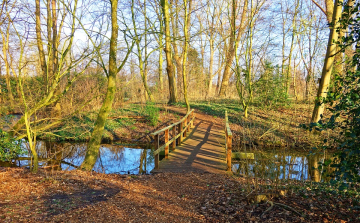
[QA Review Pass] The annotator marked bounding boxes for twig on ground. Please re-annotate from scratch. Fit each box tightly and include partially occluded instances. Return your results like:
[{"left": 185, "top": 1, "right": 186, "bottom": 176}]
[
  {"left": 274, "top": 202, "right": 305, "bottom": 218},
  {"left": 261, "top": 201, "right": 274, "bottom": 218}
]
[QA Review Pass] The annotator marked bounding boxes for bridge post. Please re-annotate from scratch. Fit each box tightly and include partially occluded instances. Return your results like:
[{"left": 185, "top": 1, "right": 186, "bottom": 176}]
[
  {"left": 179, "top": 122, "right": 183, "bottom": 144},
  {"left": 184, "top": 118, "right": 187, "bottom": 137},
  {"left": 226, "top": 133, "right": 232, "bottom": 172},
  {"left": 154, "top": 134, "right": 159, "bottom": 169},
  {"left": 171, "top": 126, "right": 176, "bottom": 150},
  {"left": 191, "top": 111, "right": 194, "bottom": 128},
  {"left": 165, "top": 129, "right": 169, "bottom": 158},
  {"left": 187, "top": 116, "right": 190, "bottom": 132},
  {"left": 225, "top": 110, "right": 233, "bottom": 172}
]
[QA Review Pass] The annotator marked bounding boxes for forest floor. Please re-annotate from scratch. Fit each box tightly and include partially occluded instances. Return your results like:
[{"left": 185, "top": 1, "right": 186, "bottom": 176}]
[{"left": 0, "top": 168, "right": 359, "bottom": 222}]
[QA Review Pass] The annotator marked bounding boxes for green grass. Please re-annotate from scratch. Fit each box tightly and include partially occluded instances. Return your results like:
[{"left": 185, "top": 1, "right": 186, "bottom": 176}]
[
  {"left": 40, "top": 105, "right": 138, "bottom": 142},
  {"left": 177, "top": 100, "right": 243, "bottom": 123}
]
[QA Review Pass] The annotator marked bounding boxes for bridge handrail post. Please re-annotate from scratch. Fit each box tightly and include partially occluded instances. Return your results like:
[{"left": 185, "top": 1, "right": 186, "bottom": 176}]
[
  {"left": 179, "top": 121, "right": 183, "bottom": 144},
  {"left": 171, "top": 126, "right": 176, "bottom": 150},
  {"left": 225, "top": 110, "right": 233, "bottom": 172},
  {"left": 165, "top": 129, "right": 169, "bottom": 159},
  {"left": 191, "top": 111, "right": 194, "bottom": 128},
  {"left": 187, "top": 115, "right": 190, "bottom": 131},
  {"left": 154, "top": 134, "right": 159, "bottom": 169},
  {"left": 184, "top": 117, "right": 187, "bottom": 137}
]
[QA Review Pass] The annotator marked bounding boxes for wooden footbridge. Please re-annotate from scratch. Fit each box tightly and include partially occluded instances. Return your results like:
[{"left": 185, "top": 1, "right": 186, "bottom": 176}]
[{"left": 151, "top": 109, "right": 233, "bottom": 174}]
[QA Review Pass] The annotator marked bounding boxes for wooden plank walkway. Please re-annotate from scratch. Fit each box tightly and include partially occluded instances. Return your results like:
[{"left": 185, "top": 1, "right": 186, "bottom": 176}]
[{"left": 151, "top": 119, "right": 227, "bottom": 174}]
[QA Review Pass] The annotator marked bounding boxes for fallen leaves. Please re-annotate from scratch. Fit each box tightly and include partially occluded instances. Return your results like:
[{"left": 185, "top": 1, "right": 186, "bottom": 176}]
[{"left": 0, "top": 167, "right": 359, "bottom": 222}]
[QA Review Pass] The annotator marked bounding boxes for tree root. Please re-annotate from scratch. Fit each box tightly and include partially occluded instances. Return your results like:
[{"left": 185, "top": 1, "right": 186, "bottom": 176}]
[
  {"left": 261, "top": 201, "right": 274, "bottom": 218},
  {"left": 260, "top": 201, "right": 306, "bottom": 219},
  {"left": 274, "top": 202, "right": 305, "bottom": 218}
]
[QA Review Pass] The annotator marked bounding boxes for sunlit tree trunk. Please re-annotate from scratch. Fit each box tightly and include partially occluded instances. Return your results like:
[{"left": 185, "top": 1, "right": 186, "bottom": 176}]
[
  {"left": 182, "top": 0, "right": 191, "bottom": 112},
  {"left": 246, "top": 0, "right": 254, "bottom": 103},
  {"left": 285, "top": 0, "right": 300, "bottom": 96},
  {"left": 158, "top": 15, "right": 164, "bottom": 92},
  {"left": 234, "top": 0, "right": 250, "bottom": 118},
  {"left": 0, "top": 23, "right": 15, "bottom": 108},
  {"left": 280, "top": 1, "right": 287, "bottom": 82},
  {"left": 81, "top": 0, "right": 119, "bottom": 171},
  {"left": 208, "top": 37, "right": 214, "bottom": 98},
  {"left": 311, "top": 0, "right": 355, "bottom": 93},
  {"left": 131, "top": 0, "right": 154, "bottom": 102},
  {"left": 170, "top": 0, "right": 183, "bottom": 99},
  {"left": 161, "top": 0, "right": 177, "bottom": 103},
  {"left": 218, "top": 0, "right": 248, "bottom": 97},
  {"left": 311, "top": 0, "right": 342, "bottom": 123}
]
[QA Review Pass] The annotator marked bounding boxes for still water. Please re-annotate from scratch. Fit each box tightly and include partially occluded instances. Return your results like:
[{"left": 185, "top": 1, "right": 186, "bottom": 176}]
[
  {"left": 7, "top": 141, "right": 330, "bottom": 181},
  {"left": 231, "top": 149, "right": 331, "bottom": 182},
  {"left": 16, "top": 141, "right": 155, "bottom": 174}
]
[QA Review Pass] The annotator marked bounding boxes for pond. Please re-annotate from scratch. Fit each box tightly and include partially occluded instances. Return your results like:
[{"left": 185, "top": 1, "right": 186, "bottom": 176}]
[
  {"left": 12, "top": 141, "right": 155, "bottom": 174},
  {"left": 3, "top": 140, "right": 332, "bottom": 181}
]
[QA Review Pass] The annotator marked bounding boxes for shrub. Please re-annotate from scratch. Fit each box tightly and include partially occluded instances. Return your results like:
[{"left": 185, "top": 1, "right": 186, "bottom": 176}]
[
  {"left": 144, "top": 102, "right": 159, "bottom": 126},
  {"left": 0, "top": 129, "right": 26, "bottom": 161}
]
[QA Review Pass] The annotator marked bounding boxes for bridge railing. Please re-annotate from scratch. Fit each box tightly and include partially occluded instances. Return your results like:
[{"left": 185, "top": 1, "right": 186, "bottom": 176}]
[
  {"left": 151, "top": 109, "right": 195, "bottom": 169},
  {"left": 225, "top": 110, "right": 233, "bottom": 172}
]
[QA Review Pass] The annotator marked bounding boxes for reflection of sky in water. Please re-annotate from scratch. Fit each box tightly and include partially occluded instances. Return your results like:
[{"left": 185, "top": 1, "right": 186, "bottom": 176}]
[
  {"left": 62, "top": 146, "right": 154, "bottom": 174},
  {"left": 17, "top": 141, "right": 154, "bottom": 175}
]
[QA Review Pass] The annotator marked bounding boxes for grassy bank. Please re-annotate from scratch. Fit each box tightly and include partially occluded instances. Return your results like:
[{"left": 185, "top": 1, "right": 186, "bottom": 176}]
[
  {"left": 0, "top": 103, "right": 181, "bottom": 143},
  {"left": 1, "top": 100, "right": 336, "bottom": 149},
  {"left": 183, "top": 100, "right": 336, "bottom": 151}
]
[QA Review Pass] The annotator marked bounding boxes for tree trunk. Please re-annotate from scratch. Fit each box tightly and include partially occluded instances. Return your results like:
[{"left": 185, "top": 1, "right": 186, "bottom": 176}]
[
  {"left": 208, "top": 38, "right": 214, "bottom": 98},
  {"left": 158, "top": 19, "right": 164, "bottom": 91},
  {"left": 161, "top": 0, "right": 177, "bottom": 103},
  {"left": 218, "top": 0, "right": 248, "bottom": 97},
  {"left": 311, "top": 0, "right": 342, "bottom": 123},
  {"left": 182, "top": 0, "right": 191, "bottom": 112},
  {"left": 81, "top": 0, "right": 119, "bottom": 171},
  {"left": 131, "top": 0, "right": 154, "bottom": 102},
  {"left": 285, "top": 0, "right": 300, "bottom": 96},
  {"left": 0, "top": 25, "right": 15, "bottom": 108}
]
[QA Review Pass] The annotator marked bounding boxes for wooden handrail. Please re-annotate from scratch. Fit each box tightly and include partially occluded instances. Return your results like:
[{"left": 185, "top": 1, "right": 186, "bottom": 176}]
[
  {"left": 151, "top": 109, "right": 195, "bottom": 169},
  {"left": 225, "top": 110, "right": 233, "bottom": 172}
]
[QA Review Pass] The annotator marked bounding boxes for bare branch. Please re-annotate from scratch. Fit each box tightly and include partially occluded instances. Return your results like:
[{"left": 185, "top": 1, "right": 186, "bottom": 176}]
[{"left": 311, "top": 0, "right": 327, "bottom": 17}]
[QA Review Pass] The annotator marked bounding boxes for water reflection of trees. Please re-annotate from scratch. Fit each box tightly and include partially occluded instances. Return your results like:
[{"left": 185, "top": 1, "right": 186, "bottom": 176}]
[
  {"left": 233, "top": 149, "right": 333, "bottom": 182},
  {"left": 94, "top": 145, "right": 154, "bottom": 174},
  {"left": 14, "top": 141, "right": 155, "bottom": 174}
]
